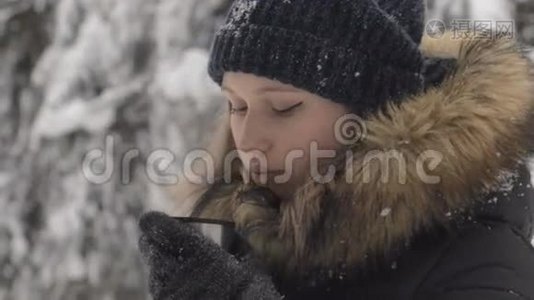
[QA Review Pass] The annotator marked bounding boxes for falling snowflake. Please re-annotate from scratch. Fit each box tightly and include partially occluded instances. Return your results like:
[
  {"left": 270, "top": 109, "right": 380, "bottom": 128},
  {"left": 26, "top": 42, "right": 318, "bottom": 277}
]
[
  {"left": 488, "top": 196, "right": 499, "bottom": 204},
  {"left": 380, "top": 207, "right": 391, "bottom": 217}
]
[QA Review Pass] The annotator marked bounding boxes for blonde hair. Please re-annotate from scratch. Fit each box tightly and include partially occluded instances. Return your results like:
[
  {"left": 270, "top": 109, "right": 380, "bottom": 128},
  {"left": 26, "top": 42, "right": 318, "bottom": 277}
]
[{"left": 164, "top": 106, "right": 243, "bottom": 218}]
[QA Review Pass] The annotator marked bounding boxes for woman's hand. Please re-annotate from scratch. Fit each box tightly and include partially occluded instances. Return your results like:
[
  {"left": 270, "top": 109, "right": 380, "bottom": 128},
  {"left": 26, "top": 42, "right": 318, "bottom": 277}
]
[{"left": 137, "top": 210, "right": 283, "bottom": 300}]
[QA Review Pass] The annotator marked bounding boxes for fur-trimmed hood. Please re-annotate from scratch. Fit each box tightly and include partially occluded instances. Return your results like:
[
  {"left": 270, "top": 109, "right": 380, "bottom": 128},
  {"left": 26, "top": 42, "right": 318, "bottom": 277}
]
[{"left": 193, "top": 33, "right": 534, "bottom": 281}]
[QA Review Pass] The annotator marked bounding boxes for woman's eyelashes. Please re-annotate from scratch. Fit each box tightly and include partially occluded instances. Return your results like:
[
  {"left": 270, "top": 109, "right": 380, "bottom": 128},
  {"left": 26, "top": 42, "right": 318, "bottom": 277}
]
[
  {"left": 272, "top": 101, "right": 303, "bottom": 114},
  {"left": 228, "top": 101, "right": 303, "bottom": 115},
  {"left": 228, "top": 101, "right": 247, "bottom": 114}
]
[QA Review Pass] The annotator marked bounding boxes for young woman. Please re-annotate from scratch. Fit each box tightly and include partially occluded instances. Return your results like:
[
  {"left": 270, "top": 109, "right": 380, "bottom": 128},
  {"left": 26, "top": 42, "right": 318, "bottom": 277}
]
[{"left": 138, "top": 0, "right": 534, "bottom": 299}]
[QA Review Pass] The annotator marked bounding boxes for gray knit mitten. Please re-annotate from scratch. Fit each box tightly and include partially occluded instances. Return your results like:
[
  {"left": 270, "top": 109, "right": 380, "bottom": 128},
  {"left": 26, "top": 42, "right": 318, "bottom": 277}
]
[{"left": 138, "top": 211, "right": 283, "bottom": 300}]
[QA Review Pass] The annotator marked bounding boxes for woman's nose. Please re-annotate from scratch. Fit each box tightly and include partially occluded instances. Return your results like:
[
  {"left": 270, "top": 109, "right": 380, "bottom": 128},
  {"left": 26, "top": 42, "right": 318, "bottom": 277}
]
[{"left": 237, "top": 115, "right": 272, "bottom": 154}]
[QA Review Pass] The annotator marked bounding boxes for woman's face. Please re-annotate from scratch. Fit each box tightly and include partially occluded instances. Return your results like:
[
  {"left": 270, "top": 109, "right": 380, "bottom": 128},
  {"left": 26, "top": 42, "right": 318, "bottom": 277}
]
[{"left": 221, "top": 72, "right": 350, "bottom": 202}]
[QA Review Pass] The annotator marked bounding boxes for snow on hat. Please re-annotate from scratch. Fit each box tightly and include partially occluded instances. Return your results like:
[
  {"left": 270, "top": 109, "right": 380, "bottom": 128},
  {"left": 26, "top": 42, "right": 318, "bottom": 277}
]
[{"left": 207, "top": 0, "right": 426, "bottom": 116}]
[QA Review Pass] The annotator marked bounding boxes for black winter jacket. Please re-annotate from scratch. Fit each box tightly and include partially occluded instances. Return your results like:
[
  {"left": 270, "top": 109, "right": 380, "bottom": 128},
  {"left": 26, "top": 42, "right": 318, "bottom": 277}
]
[
  {"left": 191, "top": 33, "right": 534, "bottom": 299},
  {"left": 270, "top": 163, "right": 534, "bottom": 299}
]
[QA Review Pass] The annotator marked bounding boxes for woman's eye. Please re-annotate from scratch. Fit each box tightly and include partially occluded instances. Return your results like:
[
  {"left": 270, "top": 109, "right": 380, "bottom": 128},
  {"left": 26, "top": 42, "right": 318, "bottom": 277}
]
[
  {"left": 228, "top": 102, "right": 247, "bottom": 114},
  {"left": 273, "top": 102, "right": 303, "bottom": 114}
]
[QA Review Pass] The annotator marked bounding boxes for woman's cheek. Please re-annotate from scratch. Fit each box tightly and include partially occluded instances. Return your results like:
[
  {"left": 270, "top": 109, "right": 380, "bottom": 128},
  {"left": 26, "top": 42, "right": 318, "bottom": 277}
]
[{"left": 285, "top": 152, "right": 308, "bottom": 183}]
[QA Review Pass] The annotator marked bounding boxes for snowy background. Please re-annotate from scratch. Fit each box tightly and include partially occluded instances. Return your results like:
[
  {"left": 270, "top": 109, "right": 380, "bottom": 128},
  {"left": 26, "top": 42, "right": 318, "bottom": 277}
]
[{"left": 0, "top": 0, "right": 533, "bottom": 299}]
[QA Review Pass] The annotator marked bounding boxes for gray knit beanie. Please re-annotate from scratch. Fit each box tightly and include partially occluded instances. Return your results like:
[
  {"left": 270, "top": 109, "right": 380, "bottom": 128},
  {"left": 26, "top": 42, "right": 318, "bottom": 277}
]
[{"left": 207, "top": 0, "right": 427, "bottom": 116}]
